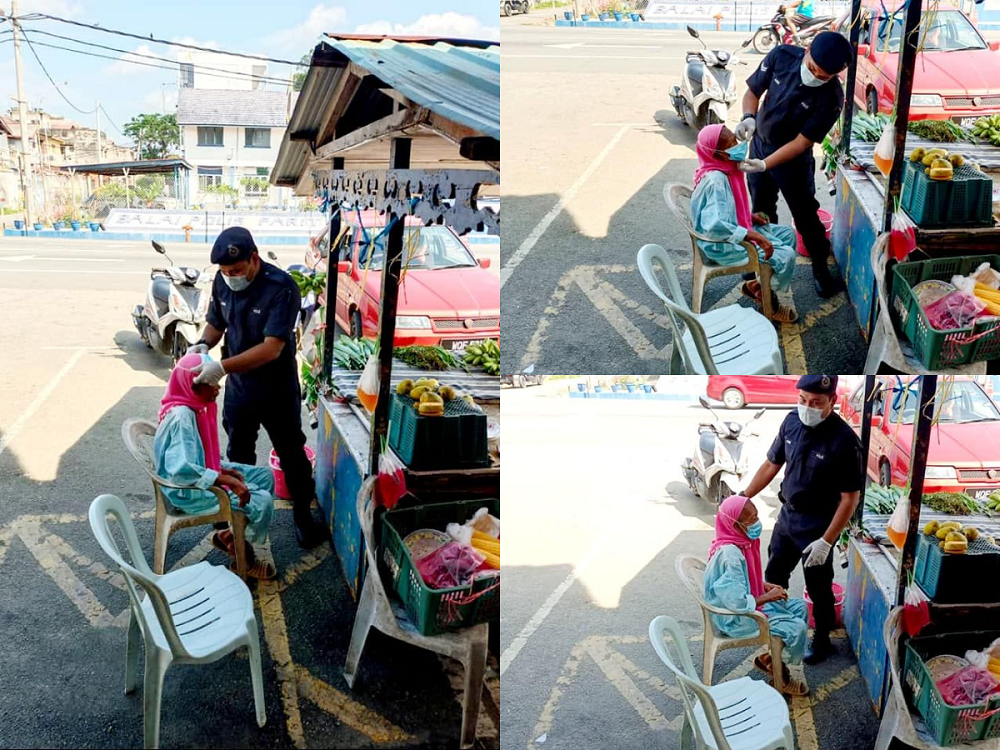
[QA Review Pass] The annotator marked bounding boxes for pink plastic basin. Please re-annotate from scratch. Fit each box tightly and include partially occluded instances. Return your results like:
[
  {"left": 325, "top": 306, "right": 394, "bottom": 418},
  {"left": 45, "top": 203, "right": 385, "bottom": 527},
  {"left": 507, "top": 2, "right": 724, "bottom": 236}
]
[
  {"left": 803, "top": 581, "right": 846, "bottom": 629},
  {"left": 795, "top": 208, "right": 834, "bottom": 257},
  {"left": 269, "top": 445, "right": 317, "bottom": 499}
]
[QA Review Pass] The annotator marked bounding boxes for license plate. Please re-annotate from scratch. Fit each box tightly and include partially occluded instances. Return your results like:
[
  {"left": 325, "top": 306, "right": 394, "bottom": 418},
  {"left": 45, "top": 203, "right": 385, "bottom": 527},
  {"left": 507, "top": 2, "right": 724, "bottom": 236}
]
[
  {"left": 973, "top": 488, "right": 1000, "bottom": 500},
  {"left": 953, "top": 116, "right": 979, "bottom": 129},
  {"left": 442, "top": 339, "right": 479, "bottom": 353}
]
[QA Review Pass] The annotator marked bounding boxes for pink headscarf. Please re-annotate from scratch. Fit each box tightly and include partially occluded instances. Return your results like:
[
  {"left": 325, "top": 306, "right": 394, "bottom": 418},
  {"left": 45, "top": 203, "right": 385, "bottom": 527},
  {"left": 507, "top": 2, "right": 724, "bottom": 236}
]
[
  {"left": 707, "top": 495, "right": 766, "bottom": 606},
  {"left": 692, "top": 124, "right": 753, "bottom": 233},
  {"left": 158, "top": 353, "right": 222, "bottom": 472}
]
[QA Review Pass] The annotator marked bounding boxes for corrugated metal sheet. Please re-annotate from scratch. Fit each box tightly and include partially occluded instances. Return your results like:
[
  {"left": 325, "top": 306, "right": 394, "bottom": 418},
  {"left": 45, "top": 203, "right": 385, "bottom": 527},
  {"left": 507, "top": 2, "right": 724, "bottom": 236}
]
[
  {"left": 325, "top": 38, "right": 499, "bottom": 141},
  {"left": 177, "top": 88, "right": 287, "bottom": 127}
]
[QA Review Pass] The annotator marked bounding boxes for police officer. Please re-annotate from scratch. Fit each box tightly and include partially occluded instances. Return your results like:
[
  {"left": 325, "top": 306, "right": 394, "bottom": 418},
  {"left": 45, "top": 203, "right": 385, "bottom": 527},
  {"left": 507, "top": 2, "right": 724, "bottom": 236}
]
[
  {"left": 742, "top": 375, "right": 863, "bottom": 664},
  {"left": 735, "top": 31, "right": 854, "bottom": 299},
  {"left": 188, "top": 227, "right": 329, "bottom": 549}
]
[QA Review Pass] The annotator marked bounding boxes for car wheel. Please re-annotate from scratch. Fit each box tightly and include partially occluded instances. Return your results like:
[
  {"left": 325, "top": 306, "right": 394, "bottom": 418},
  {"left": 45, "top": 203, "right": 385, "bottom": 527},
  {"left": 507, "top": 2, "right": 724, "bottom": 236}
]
[
  {"left": 516, "top": 375, "right": 527, "bottom": 388},
  {"left": 503, "top": 2, "right": 512, "bottom": 16},
  {"left": 880, "top": 461, "right": 892, "bottom": 488},
  {"left": 722, "top": 387, "right": 745, "bottom": 410},
  {"left": 867, "top": 88, "right": 879, "bottom": 116},
  {"left": 350, "top": 309, "right": 364, "bottom": 340}
]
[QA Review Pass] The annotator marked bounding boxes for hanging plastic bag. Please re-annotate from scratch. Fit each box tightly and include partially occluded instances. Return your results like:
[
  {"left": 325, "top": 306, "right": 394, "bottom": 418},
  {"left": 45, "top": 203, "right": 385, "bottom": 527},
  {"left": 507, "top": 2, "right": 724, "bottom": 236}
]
[
  {"left": 902, "top": 581, "right": 931, "bottom": 636},
  {"left": 888, "top": 210, "right": 917, "bottom": 262},
  {"left": 874, "top": 122, "right": 896, "bottom": 177},
  {"left": 357, "top": 354, "right": 379, "bottom": 412},
  {"left": 886, "top": 493, "right": 910, "bottom": 550},
  {"left": 925, "top": 291, "right": 987, "bottom": 331},
  {"left": 376, "top": 445, "right": 407, "bottom": 511}
]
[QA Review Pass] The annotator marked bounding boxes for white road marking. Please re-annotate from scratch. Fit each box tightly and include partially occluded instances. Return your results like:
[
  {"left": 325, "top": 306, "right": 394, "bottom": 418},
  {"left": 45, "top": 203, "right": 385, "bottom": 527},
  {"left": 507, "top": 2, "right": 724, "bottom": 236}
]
[
  {"left": 499, "top": 526, "right": 613, "bottom": 677},
  {"left": 36, "top": 257, "right": 125, "bottom": 263},
  {"left": 0, "top": 349, "right": 86, "bottom": 460},
  {"left": 0, "top": 269, "right": 149, "bottom": 275},
  {"left": 546, "top": 42, "right": 662, "bottom": 49},
  {"left": 0, "top": 255, "right": 36, "bottom": 262},
  {"left": 500, "top": 125, "right": 630, "bottom": 290}
]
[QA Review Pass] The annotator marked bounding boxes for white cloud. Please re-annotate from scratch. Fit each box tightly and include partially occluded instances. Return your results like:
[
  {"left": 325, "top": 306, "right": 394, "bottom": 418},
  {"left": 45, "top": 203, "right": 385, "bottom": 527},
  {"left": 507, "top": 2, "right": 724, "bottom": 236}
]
[
  {"left": 266, "top": 4, "right": 349, "bottom": 52},
  {"left": 15, "top": 0, "right": 83, "bottom": 17},
  {"left": 105, "top": 45, "right": 157, "bottom": 76},
  {"left": 353, "top": 12, "right": 499, "bottom": 42}
]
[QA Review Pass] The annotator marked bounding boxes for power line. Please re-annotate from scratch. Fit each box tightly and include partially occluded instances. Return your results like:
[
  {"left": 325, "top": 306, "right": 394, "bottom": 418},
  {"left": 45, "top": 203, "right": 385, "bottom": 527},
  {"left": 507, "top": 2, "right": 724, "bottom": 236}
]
[
  {"left": 19, "top": 28, "right": 95, "bottom": 115},
  {"left": 21, "top": 12, "right": 305, "bottom": 66},
  {"left": 99, "top": 103, "right": 123, "bottom": 136},
  {"left": 21, "top": 27, "right": 297, "bottom": 86}
]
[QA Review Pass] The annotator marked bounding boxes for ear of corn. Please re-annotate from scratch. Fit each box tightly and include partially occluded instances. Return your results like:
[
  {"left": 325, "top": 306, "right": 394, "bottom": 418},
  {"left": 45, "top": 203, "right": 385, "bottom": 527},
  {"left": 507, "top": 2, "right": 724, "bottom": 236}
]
[
  {"left": 478, "top": 549, "right": 500, "bottom": 568},
  {"left": 472, "top": 537, "right": 500, "bottom": 554}
]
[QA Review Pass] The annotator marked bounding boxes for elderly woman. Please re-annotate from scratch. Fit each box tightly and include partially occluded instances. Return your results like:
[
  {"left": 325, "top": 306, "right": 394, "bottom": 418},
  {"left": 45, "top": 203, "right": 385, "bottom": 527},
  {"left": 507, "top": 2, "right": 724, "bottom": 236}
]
[
  {"left": 154, "top": 353, "right": 276, "bottom": 580},
  {"left": 691, "top": 123, "right": 798, "bottom": 323},
  {"left": 704, "top": 495, "right": 809, "bottom": 695}
]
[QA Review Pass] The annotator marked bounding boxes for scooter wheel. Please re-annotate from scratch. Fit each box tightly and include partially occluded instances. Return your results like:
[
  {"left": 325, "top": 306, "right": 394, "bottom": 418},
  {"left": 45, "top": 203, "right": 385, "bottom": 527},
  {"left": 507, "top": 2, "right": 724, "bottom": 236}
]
[{"left": 753, "top": 28, "right": 778, "bottom": 54}]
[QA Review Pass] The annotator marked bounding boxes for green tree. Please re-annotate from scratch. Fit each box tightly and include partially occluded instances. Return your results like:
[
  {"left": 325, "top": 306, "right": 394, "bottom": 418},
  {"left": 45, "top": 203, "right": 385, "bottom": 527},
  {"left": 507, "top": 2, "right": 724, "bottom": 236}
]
[
  {"left": 292, "top": 52, "right": 310, "bottom": 92},
  {"left": 123, "top": 113, "right": 180, "bottom": 160}
]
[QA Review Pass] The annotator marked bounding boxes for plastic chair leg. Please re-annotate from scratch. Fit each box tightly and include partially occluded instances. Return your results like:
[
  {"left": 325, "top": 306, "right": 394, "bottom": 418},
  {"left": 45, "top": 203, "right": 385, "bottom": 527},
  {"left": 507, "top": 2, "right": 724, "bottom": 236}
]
[
  {"left": 232, "top": 514, "right": 248, "bottom": 581},
  {"left": 143, "top": 650, "right": 169, "bottom": 750},
  {"left": 459, "top": 635, "right": 488, "bottom": 749},
  {"left": 125, "top": 609, "right": 141, "bottom": 694},
  {"left": 759, "top": 266, "right": 775, "bottom": 320},
  {"left": 246, "top": 619, "right": 267, "bottom": 728},
  {"left": 692, "top": 260, "right": 706, "bottom": 314},
  {"left": 782, "top": 724, "right": 796, "bottom": 750},
  {"left": 702, "top": 634, "right": 718, "bottom": 685},
  {"left": 769, "top": 636, "right": 786, "bottom": 694},
  {"left": 865, "top": 315, "right": 889, "bottom": 375},
  {"left": 679, "top": 716, "right": 696, "bottom": 750},
  {"left": 873, "top": 689, "right": 900, "bottom": 750},
  {"left": 343, "top": 568, "right": 378, "bottom": 689},
  {"left": 153, "top": 508, "right": 169, "bottom": 576}
]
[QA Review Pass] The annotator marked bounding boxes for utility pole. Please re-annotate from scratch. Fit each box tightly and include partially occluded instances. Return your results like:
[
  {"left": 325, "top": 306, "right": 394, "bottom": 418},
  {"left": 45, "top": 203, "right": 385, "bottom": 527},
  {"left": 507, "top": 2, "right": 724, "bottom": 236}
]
[
  {"left": 95, "top": 100, "right": 102, "bottom": 162},
  {"left": 9, "top": 0, "right": 34, "bottom": 225}
]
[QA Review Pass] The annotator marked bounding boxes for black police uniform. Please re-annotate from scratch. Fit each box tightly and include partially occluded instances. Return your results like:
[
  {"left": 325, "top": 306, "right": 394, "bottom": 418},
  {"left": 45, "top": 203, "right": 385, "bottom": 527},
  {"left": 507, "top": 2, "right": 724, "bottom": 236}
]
[
  {"left": 763, "top": 405, "right": 863, "bottom": 637},
  {"left": 745, "top": 45, "right": 843, "bottom": 276},
  {"left": 206, "top": 260, "right": 316, "bottom": 508}
]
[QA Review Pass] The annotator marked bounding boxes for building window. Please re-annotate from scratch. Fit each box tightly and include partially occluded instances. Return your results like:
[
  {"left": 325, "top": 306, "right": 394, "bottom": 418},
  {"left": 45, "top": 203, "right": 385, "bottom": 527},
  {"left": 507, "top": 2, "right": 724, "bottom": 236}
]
[
  {"left": 244, "top": 128, "right": 270, "bottom": 149},
  {"left": 180, "top": 63, "right": 195, "bottom": 89},
  {"left": 197, "top": 127, "right": 224, "bottom": 147},
  {"left": 198, "top": 166, "right": 223, "bottom": 190}
]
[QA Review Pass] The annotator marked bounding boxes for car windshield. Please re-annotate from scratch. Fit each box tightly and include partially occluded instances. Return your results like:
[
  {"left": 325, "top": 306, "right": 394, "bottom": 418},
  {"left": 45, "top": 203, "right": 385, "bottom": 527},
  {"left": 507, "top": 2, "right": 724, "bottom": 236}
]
[
  {"left": 887, "top": 380, "right": 1000, "bottom": 424},
  {"left": 876, "top": 10, "right": 986, "bottom": 52},
  {"left": 356, "top": 226, "right": 478, "bottom": 270}
]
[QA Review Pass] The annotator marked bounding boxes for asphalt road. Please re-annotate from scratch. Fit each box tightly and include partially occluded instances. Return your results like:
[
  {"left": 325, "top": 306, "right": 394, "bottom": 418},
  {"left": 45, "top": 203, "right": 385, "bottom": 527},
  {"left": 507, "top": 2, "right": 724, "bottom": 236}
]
[
  {"left": 500, "top": 383, "right": 880, "bottom": 750},
  {"left": 500, "top": 16, "right": 866, "bottom": 376},
  {"left": 0, "top": 234, "right": 499, "bottom": 748}
]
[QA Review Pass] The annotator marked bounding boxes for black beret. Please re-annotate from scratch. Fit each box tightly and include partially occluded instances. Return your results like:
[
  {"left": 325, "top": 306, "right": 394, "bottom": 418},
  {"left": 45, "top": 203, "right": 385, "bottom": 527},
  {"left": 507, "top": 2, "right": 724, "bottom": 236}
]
[
  {"left": 211, "top": 226, "right": 257, "bottom": 265},
  {"left": 796, "top": 374, "right": 839, "bottom": 395},
  {"left": 810, "top": 31, "right": 853, "bottom": 74}
]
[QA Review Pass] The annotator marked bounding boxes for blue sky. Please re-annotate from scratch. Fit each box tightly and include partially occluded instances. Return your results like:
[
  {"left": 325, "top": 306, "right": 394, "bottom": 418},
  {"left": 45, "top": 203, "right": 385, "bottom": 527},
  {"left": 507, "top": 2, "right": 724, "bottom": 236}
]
[{"left": 0, "top": 0, "right": 497, "bottom": 148}]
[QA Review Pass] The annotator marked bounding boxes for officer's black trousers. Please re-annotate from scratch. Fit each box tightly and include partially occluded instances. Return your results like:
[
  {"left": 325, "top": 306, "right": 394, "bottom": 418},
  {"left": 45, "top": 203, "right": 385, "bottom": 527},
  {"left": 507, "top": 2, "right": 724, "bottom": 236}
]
[
  {"left": 764, "top": 523, "right": 836, "bottom": 638},
  {"left": 223, "top": 387, "right": 315, "bottom": 512},
  {"left": 747, "top": 143, "right": 831, "bottom": 275}
]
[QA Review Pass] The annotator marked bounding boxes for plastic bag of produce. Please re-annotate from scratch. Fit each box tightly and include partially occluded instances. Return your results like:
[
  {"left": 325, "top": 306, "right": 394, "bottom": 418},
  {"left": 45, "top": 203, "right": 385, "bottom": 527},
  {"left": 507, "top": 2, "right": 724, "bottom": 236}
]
[
  {"left": 376, "top": 447, "right": 407, "bottom": 511},
  {"left": 924, "top": 291, "right": 987, "bottom": 331},
  {"left": 937, "top": 666, "right": 998, "bottom": 707},
  {"left": 902, "top": 582, "right": 931, "bottom": 636},
  {"left": 887, "top": 495, "right": 910, "bottom": 550},
  {"left": 888, "top": 210, "right": 917, "bottom": 262},
  {"left": 416, "top": 541, "right": 486, "bottom": 589},
  {"left": 874, "top": 123, "right": 896, "bottom": 177},
  {"left": 357, "top": 354, "right": 380, "bottom": 412}
]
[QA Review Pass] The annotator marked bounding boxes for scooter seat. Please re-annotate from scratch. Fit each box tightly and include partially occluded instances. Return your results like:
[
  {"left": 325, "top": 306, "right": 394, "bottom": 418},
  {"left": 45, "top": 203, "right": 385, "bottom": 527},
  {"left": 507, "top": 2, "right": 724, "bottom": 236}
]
[{"left": 150, "top": 276, "right": 170, "bottom": 315}]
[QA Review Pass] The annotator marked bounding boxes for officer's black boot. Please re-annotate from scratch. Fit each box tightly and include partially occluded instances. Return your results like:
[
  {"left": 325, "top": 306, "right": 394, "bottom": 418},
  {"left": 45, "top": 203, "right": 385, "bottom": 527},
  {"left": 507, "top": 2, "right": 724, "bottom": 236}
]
[
  {"left": 812, "top": 262, "right": 844, "bottom": 299},
  {"left": 803, "top": 632, "right": 833, "bottom": 665},
  {"left": 293, "top": 501, "right": 330, "bottom": 549}
]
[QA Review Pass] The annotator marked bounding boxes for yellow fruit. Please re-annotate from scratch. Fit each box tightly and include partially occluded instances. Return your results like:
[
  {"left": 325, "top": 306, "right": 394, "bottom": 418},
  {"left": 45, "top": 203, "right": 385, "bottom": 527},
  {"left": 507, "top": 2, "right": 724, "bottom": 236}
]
[
  {"left": 963, "top": 526, "right": 980, "bottom": 541},
  {"left": 418, "top": 402, "right": 444, "bottom": 416},
  {"left": 910, "top": 147, "right": 926, "bottom": 162},
  {"left": 946, "top": 531, "right": 967, "bottom": 543},
  {"left": 926, "top": 148, "right": 948, "bottom": 158},
  {"left": 420, "top": 391, "right": 444, "bottom": 404},
  {"left": 929, "top": 164, "right": 954, "bottom": 180},
  {"left": 409, "top": 385, "right": 429, "bottom": 400},
  {"left": 925, "top": 167, "right": 931, "bottom": 175},
  {"left": 396, "top": 379, "right": 414, "bottom": 396},
  {"left": 924, "top": 521, "right": 941, "bottom": 535},
  {"left": 937, "top": 527, "right": 954, "bottom": 539},
  {"left": 414, "top": 378, "right": 439, "bottom": 390},
  {"left": 944, "top": 540, "right": 968, "bottom": 554},
  {"left": 940, "top": 521, "right": 963, "bottom": 531},
  {"left": 438, "top": 385, "right": 457, "bottom": 402},
  {"left": 922, "top": 154, "right": 937, "bottom": 166},
  {"left": 462, "top": 395, "right": 476, "bottom": 407},
  {"left": 949, "top": 154, "right": 966, "bottom": 167},
  {"left": 931, "top": 158, "right": 952, "bottom": 169}
]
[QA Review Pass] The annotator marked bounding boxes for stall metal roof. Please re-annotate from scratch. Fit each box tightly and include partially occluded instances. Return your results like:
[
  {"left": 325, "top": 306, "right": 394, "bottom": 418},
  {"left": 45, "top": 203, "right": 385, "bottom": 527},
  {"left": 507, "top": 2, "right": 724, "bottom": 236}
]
[{"left": 59, "top": 158, "right": 193, "bottom": 175}]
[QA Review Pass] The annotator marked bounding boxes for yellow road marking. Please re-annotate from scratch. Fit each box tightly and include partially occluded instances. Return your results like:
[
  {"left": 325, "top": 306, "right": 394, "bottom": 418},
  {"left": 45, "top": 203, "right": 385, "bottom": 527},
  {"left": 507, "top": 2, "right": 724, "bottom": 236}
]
[
  {"left": 528, "top": 639, "right": 587, "bottom": 750},
  {"left": 780, "top": 295, "right": 847, "bottom": 373},
  {"left": 276, "top": 545, "right": 332, "bottom": 593},
  {"left": 295, "top": 666, "right": 412, "bottom": 744}
]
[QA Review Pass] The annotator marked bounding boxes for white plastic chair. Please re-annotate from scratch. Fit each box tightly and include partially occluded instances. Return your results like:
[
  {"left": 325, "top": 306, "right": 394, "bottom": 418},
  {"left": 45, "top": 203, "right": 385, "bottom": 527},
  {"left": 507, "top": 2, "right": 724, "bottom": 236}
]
[
  {"left": 88, "top": 494, "right": 265, "bottom": 750},
  {"left": 122, "top": 418, "right": 248, "bottom": 580},
  {"left": 343, "top": 477, "right": 490, "bottom": 749},
  {"left": 864, "top": 234, "right": 986, "bottom": 375},
  {"left": 664, "top": 182, "right": 776, "bottom": 319},
  {"left": 675, "top": 554, "right": 792, "bottom": 694},
  {"left": 649, "top": 615, "right": 795, "bottom": 750},
  {"left": 637, "top": 244, "right": 785, "bottom": 375}
]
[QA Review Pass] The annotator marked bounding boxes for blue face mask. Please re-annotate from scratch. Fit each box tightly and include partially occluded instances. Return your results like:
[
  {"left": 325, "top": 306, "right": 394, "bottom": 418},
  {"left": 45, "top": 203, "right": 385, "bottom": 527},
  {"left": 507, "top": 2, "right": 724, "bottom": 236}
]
[
  {"left": 744, "top": 520, "right": 763, "bottom": 540},
  {"left": 725, "top": 141, "right": 749, "bottom": 161}
]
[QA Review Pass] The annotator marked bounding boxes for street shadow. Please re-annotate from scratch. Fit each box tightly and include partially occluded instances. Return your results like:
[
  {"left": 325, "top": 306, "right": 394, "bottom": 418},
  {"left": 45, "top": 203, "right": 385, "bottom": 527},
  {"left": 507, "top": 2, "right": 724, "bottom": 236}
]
[
  {"left": 0, "top": 384, "right": 490, "bottom": 749},
  {"left": 109, "top": 329, "right": 173, "bottom": 378}
]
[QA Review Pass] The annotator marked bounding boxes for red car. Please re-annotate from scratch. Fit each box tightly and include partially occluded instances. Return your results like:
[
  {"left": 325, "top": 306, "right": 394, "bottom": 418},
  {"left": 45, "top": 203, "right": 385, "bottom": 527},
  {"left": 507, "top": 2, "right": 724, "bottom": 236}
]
[
  {"left": 306, "top": 212, "right": 499, "bottom": 350},
  {"left": 840, "top": 377, "right": 1000, "bottom": 497},
  {"left": 707, "top": 375, "right": 847, "bottom": 409},
  {"left": 840, "top": 1, "right": 1000, "bottom": 124}
]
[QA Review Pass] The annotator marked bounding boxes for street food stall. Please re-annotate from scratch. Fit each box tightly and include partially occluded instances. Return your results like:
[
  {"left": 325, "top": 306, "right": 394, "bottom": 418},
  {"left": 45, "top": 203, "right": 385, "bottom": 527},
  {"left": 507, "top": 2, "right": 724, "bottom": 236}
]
[
  {"left": 830, "top": 0, "right": 1000, "bottom": 373},
  {"left": 842, "top": 376, "right": 1000, "bottom": 745}
]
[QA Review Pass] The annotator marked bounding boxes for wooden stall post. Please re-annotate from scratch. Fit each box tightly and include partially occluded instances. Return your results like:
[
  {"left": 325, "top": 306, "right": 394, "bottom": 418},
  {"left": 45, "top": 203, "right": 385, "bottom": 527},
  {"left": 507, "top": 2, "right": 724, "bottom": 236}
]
[
  {"left": 840, "top": 0, "right": 864, "bottom": 156},
  {"left": 882, "top": 0, "right": 924, "bottom": 232},
  {"left": 854, "top": 374, "right": 878, "bottom": 524},
  {"left": 896, "top": 375, "right": 937, "bottom": 606},
  {"left": 321, "top": 155, "right": 345, "bottom": 385},
  {"left": 369, "top": 137, "right": 411, "bottom": 476}
]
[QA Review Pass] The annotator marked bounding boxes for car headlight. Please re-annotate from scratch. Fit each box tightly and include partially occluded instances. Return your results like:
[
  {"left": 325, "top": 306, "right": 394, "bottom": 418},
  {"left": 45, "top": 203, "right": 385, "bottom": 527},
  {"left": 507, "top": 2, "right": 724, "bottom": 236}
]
[
  {"left": 396, "top": 315, "right": 432, "bottom": 329},
  {"left": 924, "top": 466, "right": 957, "bottom": 480},
  {"left": 169, "top": 288, "right": 194, "bottom": 322},
  {"left": 703, "top": 74, "right": 724, "bottom": 99},
  {"left": 910, "top": 94, "right": 942, "bottom": 107}
]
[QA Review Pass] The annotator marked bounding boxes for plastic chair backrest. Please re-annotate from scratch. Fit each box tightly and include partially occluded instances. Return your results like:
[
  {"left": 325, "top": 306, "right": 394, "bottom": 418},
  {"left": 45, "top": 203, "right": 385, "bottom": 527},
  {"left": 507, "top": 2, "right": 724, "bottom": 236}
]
[
  {"left": 649, "top": 615, "right": 732, "bottom": 750},
  {"left": 122, "top": 417, "right": 201, "bottom": 492},
  {"left": 636, "top": 244, "right": 719, "bottom": 375},
  {"left": 88, "top": 494, "right": 190, "bottom": 658},
  {"left": 664, "top": 183, "right": 726, "bottom": 245},
  {"left": 675, "top": 554, "right": 710, "bottom": 606}
]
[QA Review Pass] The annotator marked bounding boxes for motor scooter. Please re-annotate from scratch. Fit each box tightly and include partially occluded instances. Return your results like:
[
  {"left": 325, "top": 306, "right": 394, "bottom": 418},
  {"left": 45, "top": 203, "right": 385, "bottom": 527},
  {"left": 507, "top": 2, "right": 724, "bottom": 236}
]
[
  {"left": 752, "top": 6, "right": 838, "bottom": 54},
  {"left": 132, "top": 241, "right": 212, "bottom": 365},
  {"left": 670, "top": 27, "right": 752, "bottom": 131},
  {"left": 681, "top": 396, "right": 765, "bottom": 504}
]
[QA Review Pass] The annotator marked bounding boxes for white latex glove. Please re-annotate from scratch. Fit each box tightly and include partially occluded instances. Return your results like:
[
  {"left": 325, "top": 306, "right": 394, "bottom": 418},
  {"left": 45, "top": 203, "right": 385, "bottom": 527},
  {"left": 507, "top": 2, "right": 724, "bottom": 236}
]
[
  {"left": 734, "top": 117, "right": 756, "bottom": 141},
  {"left": 186, "top": 342, "right": 210, "bottom": 356},
  {"left": 802, "top": 538, "right": 832, "bottom": 568},
  {"left": 739, "top": 158, "right": 767, "bottom": 174},
  {"left": 191, "top": 359, "right": 226, "bottom": 386}
]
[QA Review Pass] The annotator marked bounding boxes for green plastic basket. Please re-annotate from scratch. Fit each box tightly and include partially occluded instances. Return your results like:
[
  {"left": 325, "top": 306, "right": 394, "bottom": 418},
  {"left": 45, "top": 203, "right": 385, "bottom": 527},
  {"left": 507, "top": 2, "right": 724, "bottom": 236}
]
[
  {"left": 900, "top": 159, "right": 993, "bottom": 228},
  {"left": 380, "top": 498, "right": 500, "bottom": 636},
  {"left": 388, "top": 393, "right": 489, "bottom": 471},
  {"left": 903, "top": 630, "right": 1000, "bottom": 745},
  {"left": 890, "top": 255, "right": 1000, "bottom": 370},
  {"left": 914, "top": 533, "right": 1000, "bottom": 604}
]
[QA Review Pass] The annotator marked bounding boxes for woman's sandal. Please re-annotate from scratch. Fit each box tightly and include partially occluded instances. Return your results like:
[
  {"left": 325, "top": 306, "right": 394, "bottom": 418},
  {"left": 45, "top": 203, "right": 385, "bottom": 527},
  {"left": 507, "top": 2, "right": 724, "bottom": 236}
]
[
  {"left": 754, "top": 654, "right": 809, "bottom": 696},
  {"left": 740, "top": 283, "right": 799, "bottom": 324},
  {"left": 231, "top": 559, "right": 277, "bottom": 581},
  {"left": 211, "top": 531, "right": 233, "bottom": 555}
]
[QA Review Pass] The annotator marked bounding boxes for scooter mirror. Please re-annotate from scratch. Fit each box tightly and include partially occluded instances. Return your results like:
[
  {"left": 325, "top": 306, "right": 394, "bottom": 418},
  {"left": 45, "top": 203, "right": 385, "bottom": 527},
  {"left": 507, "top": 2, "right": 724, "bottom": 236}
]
[
  {"left": 267, "top": 251, "right": 279, "bottom": 262},
  {"left": 753, "top": 408, "right": 766, "bottom": 421},
  {"left": 742, "top": 37, "right": 753, "bottom": 48},
  {"left": 687, "top": 26, "right": 700, "bottom": 39},
  {"left": 151, "top": 241, "right": 166, "bottom": 254}
]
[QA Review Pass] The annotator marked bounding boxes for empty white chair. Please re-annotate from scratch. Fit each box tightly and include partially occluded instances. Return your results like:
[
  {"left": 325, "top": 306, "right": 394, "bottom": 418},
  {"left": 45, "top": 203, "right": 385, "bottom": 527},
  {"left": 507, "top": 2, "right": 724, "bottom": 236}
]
[
  {"left": 637, "top": 244, "right": 784, "bottom": 375},
  {"left": 88, "top": 494, "right": 265, "bottom": 749},
  {"left": 649, "top": 615, "right": 795, "bottom": 750}
]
